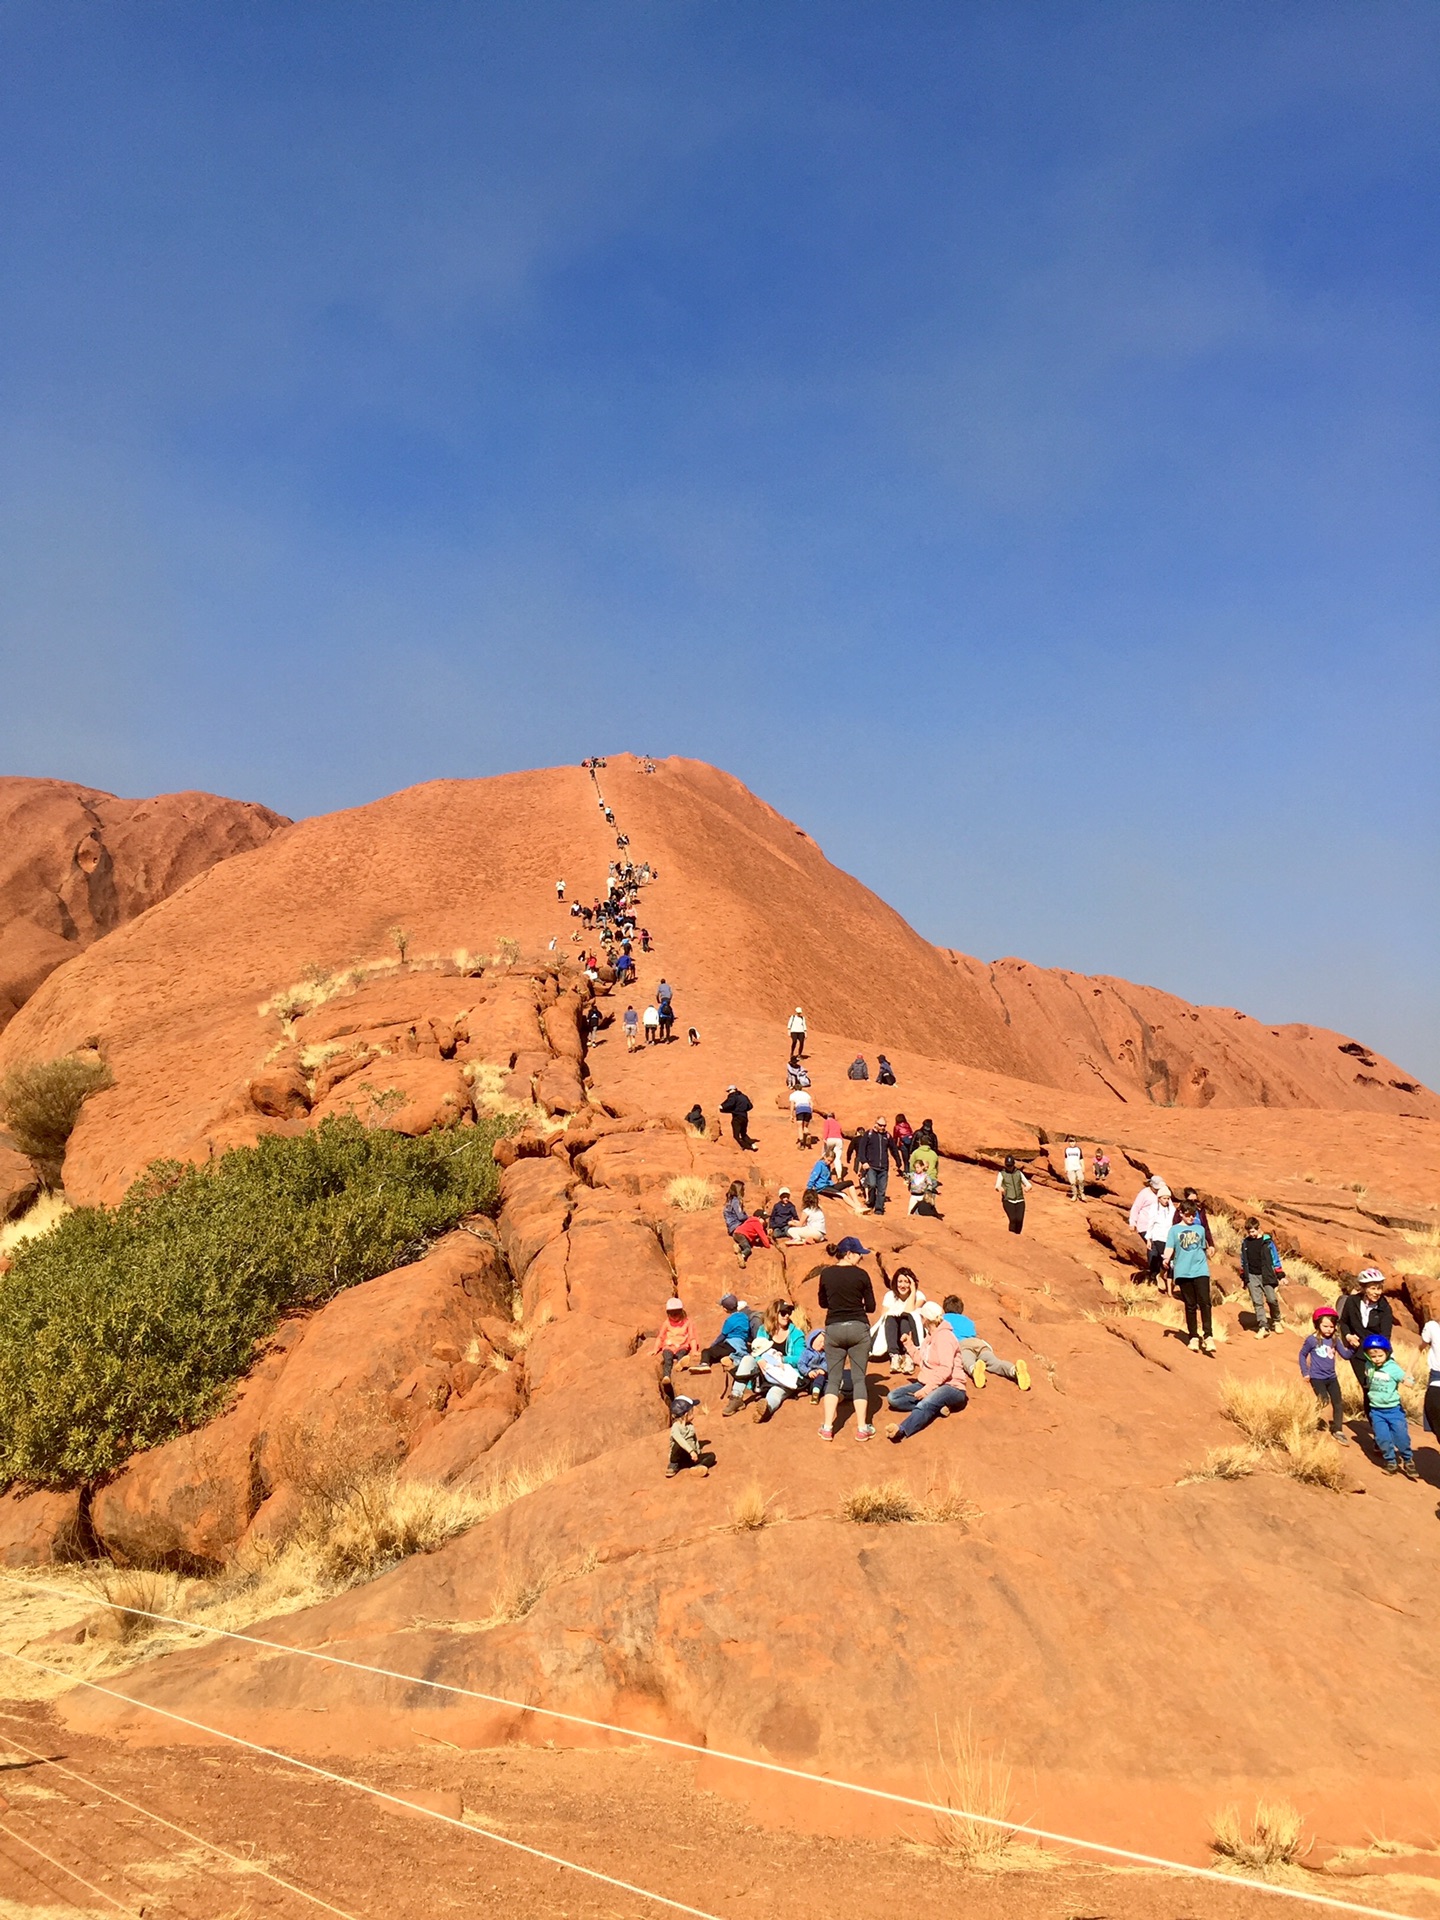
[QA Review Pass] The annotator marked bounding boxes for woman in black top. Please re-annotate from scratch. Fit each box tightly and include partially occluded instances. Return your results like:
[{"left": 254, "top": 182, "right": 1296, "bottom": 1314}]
[{"left": 816, "top": 1237, "right": 877, "bottom": 1441}]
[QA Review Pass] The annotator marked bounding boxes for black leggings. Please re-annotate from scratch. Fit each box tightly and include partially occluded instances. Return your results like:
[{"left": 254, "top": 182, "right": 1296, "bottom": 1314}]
[
  {"left": 1003, "top": 1199, "right": 1025, "bottom": 1235},
  {"left": 884, "top": 1317, "right": 920, "bottom": 1362},
  {"left": 1426, "top": 1381, "right": 1440, "bottom": 1442},
  {"left": 1178, "top": 1275, "right": 1213, "bottom": 1340},
  {"left": 1309, "top": 1376, "right": 1344, "bottom": 1434}
]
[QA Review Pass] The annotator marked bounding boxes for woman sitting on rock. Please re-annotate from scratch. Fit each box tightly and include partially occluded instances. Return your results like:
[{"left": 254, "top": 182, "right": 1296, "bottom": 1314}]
[{"left": 871, "top": 1266, "right": 927, "bottom": 1373}]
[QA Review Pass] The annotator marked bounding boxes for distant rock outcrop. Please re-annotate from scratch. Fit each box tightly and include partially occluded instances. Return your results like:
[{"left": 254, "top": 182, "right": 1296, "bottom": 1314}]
[{"left": 0, "top": 776, "right": 289, "bottom": 1032}]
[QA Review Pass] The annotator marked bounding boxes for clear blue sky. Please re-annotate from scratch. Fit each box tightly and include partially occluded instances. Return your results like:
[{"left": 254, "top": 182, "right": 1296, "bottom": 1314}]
[{"left": 2, "top": 3, "right": 1436, "bottom": 1081}]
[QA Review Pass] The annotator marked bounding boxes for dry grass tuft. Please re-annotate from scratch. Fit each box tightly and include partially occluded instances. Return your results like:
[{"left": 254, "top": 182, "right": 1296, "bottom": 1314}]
[
  {"left": 453, "top": 947, "right": 486, "bottom": 977},
  {"left": 1179, "top": 1444, "right": 1257, "bottom": 1485},
  {"left": 1398, "top": 1225, "right": 1440, "bottom": 1282},
  {"left": 931, "top": 1726, "right": 1053, "bottom": 1873},
  {"left": 1209, "top": 1211, "right": 1243, "bottom": 1258},
  {"left": 667, "top": 1175, "right": 715, "bottom": 1212},
  {"left": 840, "top": 1481, "right": 977, "bottom": 1527},
  {"left": 297, "top": 1473, "right": 489, "bottom": 1587},
  {"left": 84, "top": 1567, "right": 192, "bottom": 1645},
  {"left": 1220, "top": 1375, "right": 1316, "bottom": 1448},
  {"left": 729, "top": 1484, "right": 778, "bottom": 1531},
  {"left": 485, "top": 1566, "right": 553, "bottom": 1625},
  {"left": 1216, "top": 1376, "right": 1349, "bottom": 1491},
  {"left": 1210, "top": 1800, "right": 1310, "bottom": 1874}
]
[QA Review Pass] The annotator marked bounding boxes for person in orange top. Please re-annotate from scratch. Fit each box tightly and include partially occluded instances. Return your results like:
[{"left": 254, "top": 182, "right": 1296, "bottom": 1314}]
[{"left": 652, "top": 1296, "right": 698, "bottom": 1398}]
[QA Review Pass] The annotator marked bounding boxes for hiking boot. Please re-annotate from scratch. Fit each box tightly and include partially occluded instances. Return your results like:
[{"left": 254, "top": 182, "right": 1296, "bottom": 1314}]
[
  {"left": 754, "top": 1403, "right": 774, "bottom": 1425},
  {"left": 660, "top": 1377, "right": 675, "bottom": 1402},
  {"left": 722, "top": 1396, "right": 746, "bottom": 1418},
  {"left": 1015, "top": 1360, "right": 1031, "bottom": 1392},
  {"left": 1401, "top": 1458, "right": 1420, "bottom": 1480},
  {"left": 1382, "top": 1458, "right": 1400, "bottom": 1474},
  {"left": 972, "top": 1359, "right": 987, "bottom": 1390},
  {"left": 1187, "top": 1336, "right": 1201, "bottom": 1351},
  {"left": 687, "top": 1362, "right": 712, "bottom": 1374},
  {"left": 885, "top": 1424, "right": 902, "bottom": 1443}
]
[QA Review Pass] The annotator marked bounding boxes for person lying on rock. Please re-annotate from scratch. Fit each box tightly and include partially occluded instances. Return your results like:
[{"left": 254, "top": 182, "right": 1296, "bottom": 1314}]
[
  {"left": 666, "top": 1397, "right": 712, "bottom": 1478},
  {"left": 885, "top": 1303, "right": 968, "bottom": 1442},
  {"left": 941, "top": 1295, "right": 1031, "bottom": 1391},
  {"left": 805, "top": 1156, "right": 865, "bottom": 1216},
  {"left": 652, "top": 1296, "right": 698, "bottom": 1400}
]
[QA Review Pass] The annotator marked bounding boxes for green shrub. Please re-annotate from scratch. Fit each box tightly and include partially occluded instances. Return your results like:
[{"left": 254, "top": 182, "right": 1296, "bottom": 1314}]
[
  {"left": 0, "top": 1115, "right": 510, "bottom": 1487},
  {"left": 0, "top": 1056, "right": 114, "bottom": 1187}
]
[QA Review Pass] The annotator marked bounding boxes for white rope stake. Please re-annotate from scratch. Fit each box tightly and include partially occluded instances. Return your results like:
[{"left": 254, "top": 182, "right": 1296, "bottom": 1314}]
[
  {"left": 0, "top": 1572, "right": 1415, "bottom": 1920},
  {"left": 0, "top": 1645, "right": 724, "bottom": 1920}
]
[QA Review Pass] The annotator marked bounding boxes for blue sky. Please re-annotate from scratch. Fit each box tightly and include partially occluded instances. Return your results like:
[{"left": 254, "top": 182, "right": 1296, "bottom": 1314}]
[{"left": 1, "top": 2, "right": 1436, "bottom": 1081}]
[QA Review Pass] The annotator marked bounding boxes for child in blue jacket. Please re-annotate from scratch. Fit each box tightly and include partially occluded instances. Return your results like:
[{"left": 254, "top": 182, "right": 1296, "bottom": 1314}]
[{"left": 1361, "top": 1336, "right": 1419, "bottom": 1478}]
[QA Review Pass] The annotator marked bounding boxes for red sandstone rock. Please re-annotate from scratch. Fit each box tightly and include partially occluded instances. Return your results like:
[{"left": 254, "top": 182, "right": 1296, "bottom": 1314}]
[
  {"left": 247, "top": 1064, "right": 311, "bottom": 1119},
  {"left": 0, "top": 1141, "right": 39, "bottom": 1221},
  {"left": 308, "top": 1057, "right": 470, "bottom": 1135},
  {"left": 0, "top": 776, "right": 286, "bottom": 1034},
  {"left": 0, "top": 1487, "right": 83, "bottom": 1565}
]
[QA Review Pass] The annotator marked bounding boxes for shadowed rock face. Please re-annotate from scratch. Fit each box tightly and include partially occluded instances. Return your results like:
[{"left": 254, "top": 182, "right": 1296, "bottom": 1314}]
[{"left": 0, "top": 777, "right": 289, "bottom": 1032}]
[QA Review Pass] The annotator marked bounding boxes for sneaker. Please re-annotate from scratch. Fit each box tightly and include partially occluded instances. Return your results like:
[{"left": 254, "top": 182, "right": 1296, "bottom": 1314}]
[
  {"left": 1187, "top": 1336, "right": 1201, "bottom": 1351},
  {"left": 972, "top": 1359, "right": 987, "bottom": 1390},
  {"left": 1015, "top": 1360, "right": 1031, "bottom": 1392},
  {"left": 1382, "top": 1458, "right": 1400, "bottom": 1475},
  {"left": 1335, "top": 1429, "right": 1350, "bottom": 1444},
  {"left": 665, "top": 1466, "right": 679, "bottom": 1478},
  {"left": 687, "top": 1363, "right": 712, "bottom": 1374},
  {"left": 1254, "top": 1328, "right": 1268, "bottom": 1340},
  {"left": 1201, "top": 1337, "right": 1216, "bottom": 1355},
  {"left": 817, "top": 1425, "right": 834, "bottom": 1441},
  {"left": 1401, "top": 1458, "right": 1420, "bottom": 1480},
  {"left": 856, "top": 1424, "right": 875, "bottom": 1442}
]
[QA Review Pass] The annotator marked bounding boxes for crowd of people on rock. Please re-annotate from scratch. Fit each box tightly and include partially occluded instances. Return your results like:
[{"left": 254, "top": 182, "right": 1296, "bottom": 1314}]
[
  {"left": 658, "top": 1236, "right": 1034, "bottom": 1471},
  {"left": 554, "top": 764, "right": 1438, "bottom": 1491}
]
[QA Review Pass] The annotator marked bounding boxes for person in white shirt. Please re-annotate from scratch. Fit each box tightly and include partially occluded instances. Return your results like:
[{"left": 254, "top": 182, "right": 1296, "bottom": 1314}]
[
  {"left": 787, "top": 1007, "right": 807, "bottom": 1062},
  {"left": 1421, "top": 1317, "right": 1440, "bottom": 1444},
  {"left": 788, "top": 1191, "right": 827, "bottom": 1243},
  {"left": 642, "top": 1004, "right": 660, "bottom": 1045},
  {"left": 788, "top": 1082, "right": 814, "bottom": 1146},
  {"left": 1063, "top": 1137, "right": 1085, "bottom": 1202}
]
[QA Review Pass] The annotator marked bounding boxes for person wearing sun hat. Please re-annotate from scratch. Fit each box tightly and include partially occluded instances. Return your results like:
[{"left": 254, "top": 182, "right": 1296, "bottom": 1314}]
[
  {"left": 650, "top": 1296, "right": 698, "bottom": 1399},
  {"left": 816, "top": 1235, "right": 877, "bottom": 1441}
]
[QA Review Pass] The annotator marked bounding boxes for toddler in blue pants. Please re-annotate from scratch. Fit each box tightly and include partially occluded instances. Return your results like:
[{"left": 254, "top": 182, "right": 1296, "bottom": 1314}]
[{"left": 1361, "top": 1335, "right": 1418, "bottom": 1479}]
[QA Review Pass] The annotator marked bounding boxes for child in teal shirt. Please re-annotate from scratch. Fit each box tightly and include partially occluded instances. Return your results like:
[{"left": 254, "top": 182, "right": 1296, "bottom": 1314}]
[{"left": 1361, "top": 1335, "right": 1418, "bottom": 1478}]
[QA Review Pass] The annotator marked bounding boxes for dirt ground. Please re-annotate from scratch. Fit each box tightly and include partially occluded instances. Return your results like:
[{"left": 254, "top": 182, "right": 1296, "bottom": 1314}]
[{"left": 0, "top": 1701, "right": 1437, "bottom": 1920}]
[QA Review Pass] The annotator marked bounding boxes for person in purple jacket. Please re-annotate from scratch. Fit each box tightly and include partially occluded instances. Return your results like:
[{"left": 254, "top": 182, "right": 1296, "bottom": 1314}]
[{"left": 1298, "top": 1306, "right": 1352, "bottom": 1442}]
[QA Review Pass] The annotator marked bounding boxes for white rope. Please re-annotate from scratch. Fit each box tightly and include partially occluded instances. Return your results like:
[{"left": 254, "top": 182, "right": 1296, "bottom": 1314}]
[
  {"left": 0, "top": 1646, "right": 722, "bottom": 1920},
  {"left": 0, "top": 1817, "right": 139, "bottom": 1915},
  {"left": 0, "top": 1573, "right": 1414, "bottom": 1920},
  {"left": 0, "top": 1727, "right": 362, "bottom": 1920}
]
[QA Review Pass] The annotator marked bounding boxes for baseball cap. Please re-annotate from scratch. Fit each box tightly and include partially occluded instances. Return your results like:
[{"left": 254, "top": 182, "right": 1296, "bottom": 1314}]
[
  {"left": 718, "top": 1293, "right": 739, "bottom": 1311},
  {"left": 920, "top": 1301, "right": 944, "bottom": 1323},
  {"left": 671, "top": 1396, "right": 696, "bottom": 1415},
  {"left": 778, "top": 1186, "right": 791, "bottom": 1196},
  {"left": 665, "top": 1297, "right": 685, "bottom": 1313},
  {"left": 835, "top": 1234, "right": 870, "bottom": 1257}
]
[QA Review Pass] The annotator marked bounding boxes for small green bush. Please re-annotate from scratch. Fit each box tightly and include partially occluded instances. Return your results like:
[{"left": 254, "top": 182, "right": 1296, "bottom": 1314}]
[
  {"left": 0, "top": 1056, "right": 114, "bottom": 1187},
  {"left": 0, "top": 1115, "right": 510, "bottom": 1487}
]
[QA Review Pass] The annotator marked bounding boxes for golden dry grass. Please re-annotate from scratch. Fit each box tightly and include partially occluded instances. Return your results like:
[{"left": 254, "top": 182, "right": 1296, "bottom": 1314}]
[
  {"left": 840, "top": 1481, "right": 977, "bottom": 1527},
  {"left": 667, "top": 1174, "right": 715, "bottom": 1211},
  {"left": 930, "top": 1726, "right": 1053, "bottom": 1873},
  {"left": 1210, "top": 1799, "right": 1309, "bottom": 1874},
  {"left": 1213, "top": 1376, "right": 1349, "bottom": 1491},
  {"left": 1178, "top": 1444, "right": 1257, "bottom": 1484},
  {"left": 0, "top": 1192, "right": 71, "bottom": 1257},
  {"left": 1398, "top": 1224, "right": 1440, "bottom": 1281},
  {"left": 729, "top": 1484, "right": 777, "bottom": 1531}
]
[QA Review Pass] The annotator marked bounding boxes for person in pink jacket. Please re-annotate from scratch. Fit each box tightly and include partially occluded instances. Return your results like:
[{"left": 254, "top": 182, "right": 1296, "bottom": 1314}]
[
  {"left": 883, "top": 1301, "right": 969, "bottom": 1442},
  {"left": 652, "top": 1297, "right": 698, "bottom": 1399}
]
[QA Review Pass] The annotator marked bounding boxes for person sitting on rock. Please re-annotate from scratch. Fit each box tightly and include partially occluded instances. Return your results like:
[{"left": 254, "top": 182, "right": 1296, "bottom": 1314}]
[
  {"left": 876, "top": 1054, "right": 896, "bottom": 1086},
  {"left": 788, "top": 1189, "right": 828, "bottom": 1244},
  {"left": 785, "top": 1058, "right": 811, "bottom": 1091},
  {"left": 652, "top": 1296, "right": 698, "bottom": 1398},
  {"left": 684, "top": 1102, "right": 706, "bottom": 1134},
  {"left": 906, "top": 1160, "right": 941, "bottom": 1217},
  {"left": 847, "top": 1055, "right": 869, "bottom": 1080},
  {"left": 1092, "top": 1145, "right": 1110, "bottom": 1186},
  {"left": 666, "top": 1397, "right": 712, "bottom": 1478},
  {"left": 872, "top": 1266, "right": 927, "bottom": 1373},
  {"left": 732, "top": 1210, "right": 772, "bottom": 1267},
  {"left": 885, "top": 1302, "right": 969, "bottom": 1442},
  {"left": 767, "top": 1187, "right": 800, "bottom": 1240},
  {"left": 694, "top": 1292, "right": 753, "bottom": 1376},
  {"left": 941, "top": 1294, "right": 1031, "bottom": 1391}
]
